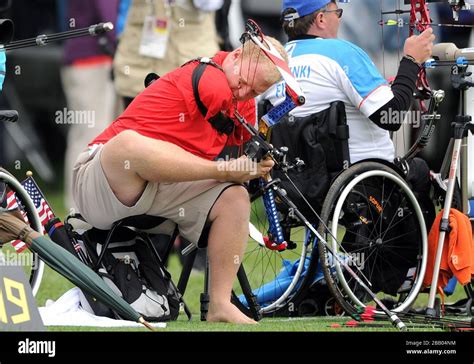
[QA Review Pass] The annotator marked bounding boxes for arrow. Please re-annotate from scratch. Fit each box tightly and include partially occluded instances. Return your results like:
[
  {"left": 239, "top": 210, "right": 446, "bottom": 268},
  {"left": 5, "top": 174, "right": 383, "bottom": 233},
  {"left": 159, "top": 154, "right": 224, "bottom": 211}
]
[{"left": 379, "top": 20, "right": 474, "bottom": 28}]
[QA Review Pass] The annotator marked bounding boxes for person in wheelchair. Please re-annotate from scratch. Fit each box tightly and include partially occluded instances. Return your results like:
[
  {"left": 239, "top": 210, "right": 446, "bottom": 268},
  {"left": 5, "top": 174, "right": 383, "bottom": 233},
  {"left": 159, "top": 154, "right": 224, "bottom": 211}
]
[
  {"left": 265, "top": 0, "right": 436, "bottom": 224},
  {"left": 70, "top": 37, "right": 287, "bottom": 324}
]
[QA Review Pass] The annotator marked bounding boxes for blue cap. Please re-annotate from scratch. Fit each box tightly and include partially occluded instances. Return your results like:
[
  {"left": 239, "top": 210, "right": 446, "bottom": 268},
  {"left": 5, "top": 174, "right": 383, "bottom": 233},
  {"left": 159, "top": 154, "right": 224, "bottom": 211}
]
[{"left": 282, "top": 0, "right": 332, "bottom": 20}]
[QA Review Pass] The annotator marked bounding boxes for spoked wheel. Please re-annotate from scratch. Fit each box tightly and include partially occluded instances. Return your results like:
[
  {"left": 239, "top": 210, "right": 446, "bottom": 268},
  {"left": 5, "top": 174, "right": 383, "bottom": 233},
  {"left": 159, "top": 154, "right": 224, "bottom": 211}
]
[
  {"left": 232, "top": 195, "right": 319, "bottom": 317},
  {"left": 0, "top": 169, "right": 44, "bottom": 295},
  {"left": 318, "top": 162, "right": 427, "bottom": 316}
]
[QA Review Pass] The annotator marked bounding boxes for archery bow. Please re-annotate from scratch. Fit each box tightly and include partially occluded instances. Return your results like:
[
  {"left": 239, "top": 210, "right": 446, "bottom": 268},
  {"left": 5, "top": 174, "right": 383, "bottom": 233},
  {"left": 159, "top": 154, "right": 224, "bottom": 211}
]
[
  {"left": 410, "top": 0, "right": 433, "bottom": 110},
  {"left": 380, "top": 0, "right": 433, "bottom": 109},
  {"left": 381, "top": 0, "right": 473, "bottom": 110},
  {"left": 236, "top": 20, "right": 409, "bottom": 331},
  {"left": 239, "top": 19, "right": 306, "bottom": 251}
]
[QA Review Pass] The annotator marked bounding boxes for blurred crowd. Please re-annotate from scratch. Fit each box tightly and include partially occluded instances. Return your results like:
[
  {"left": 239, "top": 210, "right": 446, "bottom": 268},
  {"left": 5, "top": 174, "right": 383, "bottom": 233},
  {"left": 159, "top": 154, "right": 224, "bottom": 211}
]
[{"left": 0, "top": 0, "right": 471, "bottom": 212}]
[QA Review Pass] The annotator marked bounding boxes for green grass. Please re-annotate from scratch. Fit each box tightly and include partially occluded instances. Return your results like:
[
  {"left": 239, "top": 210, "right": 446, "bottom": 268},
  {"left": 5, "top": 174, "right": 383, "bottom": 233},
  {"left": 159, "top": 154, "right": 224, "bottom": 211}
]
[
  {"left": 25, "top": 189, "right": 472, "bottom": 332},
  {"left": 35, "top": 245, "right": 470, "bottom": 333},
  {"left": 38, "top": 262, "right": 468, "bottom": 332},
  {"left": 45, "top": 317, "right": 436, "bottom": 332}
]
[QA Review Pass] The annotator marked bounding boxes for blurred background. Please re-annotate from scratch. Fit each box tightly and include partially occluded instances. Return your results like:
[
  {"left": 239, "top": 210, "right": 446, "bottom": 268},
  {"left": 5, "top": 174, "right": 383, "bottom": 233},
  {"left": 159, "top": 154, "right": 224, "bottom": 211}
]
[{"left": 0, "top": 0, "right": 471, "bottom": 219}]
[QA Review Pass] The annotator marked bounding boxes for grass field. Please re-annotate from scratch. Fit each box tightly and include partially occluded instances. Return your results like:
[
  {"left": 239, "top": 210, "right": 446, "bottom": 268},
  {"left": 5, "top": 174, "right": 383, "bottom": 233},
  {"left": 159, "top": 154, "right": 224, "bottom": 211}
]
[
  {"left": 19, "top": 189, "right": 473, "bottom": 332},
  {"left": 36, "top": 251, "right": 470, "bottom": 332}
]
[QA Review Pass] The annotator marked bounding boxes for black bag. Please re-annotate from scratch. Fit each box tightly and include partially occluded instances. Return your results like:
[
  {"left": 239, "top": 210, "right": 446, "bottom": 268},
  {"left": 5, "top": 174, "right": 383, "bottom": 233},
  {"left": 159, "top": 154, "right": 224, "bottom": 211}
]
[
  {"left": 80, "top": 226, "right": 181, "bottom": 322},
  {"left": 269, "top": 101, "right": 350, "bottom": 217},
  {"left": 48, "top": 219, "right": 181, "bottom": 322}
]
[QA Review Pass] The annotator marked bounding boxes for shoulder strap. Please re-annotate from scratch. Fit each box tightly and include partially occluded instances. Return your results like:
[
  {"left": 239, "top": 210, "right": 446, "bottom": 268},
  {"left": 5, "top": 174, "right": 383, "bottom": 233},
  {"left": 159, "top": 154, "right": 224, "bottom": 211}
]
[
  {"left": 191, "top": 57, "right": 224, "bottom": 118},
  {"left": 192, "top": 62, "right": 210, "bottom": 118},
  {"left": 190, "top": 57, "right": 235, "bottom": 136}
]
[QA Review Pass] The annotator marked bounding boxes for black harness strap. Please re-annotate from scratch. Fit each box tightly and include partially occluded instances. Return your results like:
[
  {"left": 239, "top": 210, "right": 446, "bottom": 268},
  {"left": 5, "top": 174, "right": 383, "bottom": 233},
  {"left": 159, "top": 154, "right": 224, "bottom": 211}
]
[
  {"left": 190, "top": 58, "right": 235, "bottom": 136},
  {"left": 192, "top": 63, "right": 212, "bottom": 118}
]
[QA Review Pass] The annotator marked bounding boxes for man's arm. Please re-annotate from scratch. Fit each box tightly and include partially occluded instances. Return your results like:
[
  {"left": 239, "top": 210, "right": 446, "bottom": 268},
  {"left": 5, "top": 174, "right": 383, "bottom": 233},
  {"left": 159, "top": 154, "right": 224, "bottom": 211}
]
[
  {"left": 368, "top": 58, "right": 421, "bottom": 131},
  {"left": 368, "top": 28, "right": 435, "bottom": 131}
]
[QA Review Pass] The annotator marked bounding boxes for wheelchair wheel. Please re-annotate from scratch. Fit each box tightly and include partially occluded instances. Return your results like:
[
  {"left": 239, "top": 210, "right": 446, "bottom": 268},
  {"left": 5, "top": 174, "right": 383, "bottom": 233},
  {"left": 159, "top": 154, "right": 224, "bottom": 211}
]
[
  {"left": 0, "top": 169, "right": 44, "bottom": 296},
  {"left": 232, "top": 195, "right": 319, "bottom": 316},
  {"left": 317, "top": 161, "right": 427, "bottom": 316}
]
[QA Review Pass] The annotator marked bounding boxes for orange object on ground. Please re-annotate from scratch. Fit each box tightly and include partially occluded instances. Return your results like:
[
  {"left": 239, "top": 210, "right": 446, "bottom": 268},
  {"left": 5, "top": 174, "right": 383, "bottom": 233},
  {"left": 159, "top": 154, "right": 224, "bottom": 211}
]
[{"left": 423, "top": 209, "right": 474, "bottom": 293}]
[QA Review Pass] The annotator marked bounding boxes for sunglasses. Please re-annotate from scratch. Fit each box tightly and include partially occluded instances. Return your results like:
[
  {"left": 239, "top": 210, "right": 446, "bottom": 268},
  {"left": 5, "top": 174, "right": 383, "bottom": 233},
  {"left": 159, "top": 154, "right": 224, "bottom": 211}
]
[{"left": 322, "top": 8, "right": 343, "bottom": 19}]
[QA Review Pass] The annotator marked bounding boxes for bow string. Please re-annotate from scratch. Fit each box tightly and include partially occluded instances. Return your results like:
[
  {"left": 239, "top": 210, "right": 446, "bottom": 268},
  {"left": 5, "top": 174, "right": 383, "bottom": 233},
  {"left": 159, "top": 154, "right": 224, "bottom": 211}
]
[{"left": 239, "top": 19, "right": 306, "bottom": 133}]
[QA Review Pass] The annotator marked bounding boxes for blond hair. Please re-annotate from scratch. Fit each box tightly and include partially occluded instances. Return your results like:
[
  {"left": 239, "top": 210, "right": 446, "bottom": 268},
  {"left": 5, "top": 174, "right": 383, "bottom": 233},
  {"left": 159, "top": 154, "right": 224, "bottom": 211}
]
[{"left": 240, "top": 36, "right": 288, "bottom": 86}]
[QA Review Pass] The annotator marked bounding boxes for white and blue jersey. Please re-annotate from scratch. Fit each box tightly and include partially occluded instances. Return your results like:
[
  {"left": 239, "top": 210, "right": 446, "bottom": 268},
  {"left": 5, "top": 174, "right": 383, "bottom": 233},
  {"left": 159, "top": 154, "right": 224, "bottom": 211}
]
[{"left": 265, "top": 38, "right": 396, "bottom": 163}]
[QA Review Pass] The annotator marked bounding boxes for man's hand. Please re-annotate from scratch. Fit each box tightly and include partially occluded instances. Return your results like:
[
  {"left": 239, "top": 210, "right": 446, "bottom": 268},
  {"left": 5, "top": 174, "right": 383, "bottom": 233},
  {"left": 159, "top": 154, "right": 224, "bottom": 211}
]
[
  {"left": 404, "top": 28, "right": 435, "bottom": 64},
  {"left": 220, "top": 156, "right": 275, "bottom": 183}
]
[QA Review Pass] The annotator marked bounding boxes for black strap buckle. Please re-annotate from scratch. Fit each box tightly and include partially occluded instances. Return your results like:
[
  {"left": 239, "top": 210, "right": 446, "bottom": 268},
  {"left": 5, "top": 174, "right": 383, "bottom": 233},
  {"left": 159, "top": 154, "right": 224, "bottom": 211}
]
[{"left": 191, "top": 58, "right": 234, "bottom": 136}]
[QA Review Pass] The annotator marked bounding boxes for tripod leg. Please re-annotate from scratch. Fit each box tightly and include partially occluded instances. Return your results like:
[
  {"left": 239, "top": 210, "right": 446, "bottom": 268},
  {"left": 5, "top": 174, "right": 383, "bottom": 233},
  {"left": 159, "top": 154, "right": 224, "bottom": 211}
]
[
  {"left": 427, "top": 153, "right": 460, "bottom": 315},
  {"left": 200, "top": 252, "right": 210, "bottom": 321},
  {"left": 236, "top": 265, "right": 262, "bottom": 321}
]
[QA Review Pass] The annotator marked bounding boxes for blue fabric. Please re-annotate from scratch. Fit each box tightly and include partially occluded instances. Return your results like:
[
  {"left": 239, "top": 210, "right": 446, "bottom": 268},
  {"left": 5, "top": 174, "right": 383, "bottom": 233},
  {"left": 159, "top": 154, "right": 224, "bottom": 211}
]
[
  {"left": 282, "top": 0, "right": 331, "bottom": 17},
  {"left": 289, "top": 38, "right": 388, "bottom": 98},
  {"left": 468, "top": 199, "right": 474, "bottom": 218},
  {"left": 238, "top": 256, "right": 325, "bottom": 307},
  {"left": 444, "top": 277, "right": 458, "bottom": 296},
  {"left": 0, "top": 50, "right": 6, "bottom": 91}
]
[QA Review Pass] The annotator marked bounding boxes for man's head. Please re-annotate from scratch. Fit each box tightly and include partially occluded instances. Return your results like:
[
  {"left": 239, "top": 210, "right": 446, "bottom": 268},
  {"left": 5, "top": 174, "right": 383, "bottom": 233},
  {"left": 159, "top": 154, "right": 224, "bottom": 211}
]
[
  {"left": 222, "top": 36, "right": 288, "bottom": 101},
  {"left": 282, "top": 0, "right": 342, "bottom": 40}
]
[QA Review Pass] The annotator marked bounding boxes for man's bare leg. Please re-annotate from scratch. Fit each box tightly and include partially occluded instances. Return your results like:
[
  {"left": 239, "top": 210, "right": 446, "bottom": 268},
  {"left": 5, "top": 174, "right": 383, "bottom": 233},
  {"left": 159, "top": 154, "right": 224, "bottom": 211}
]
[
  {"left": 100, "top": 130, "right": 272, "bottom": 206},
  {"left": 205, "top": 186, "right": 257, "bottom": 324},
  {"left": 100, "top": 130, "right": 227, "bottom": 206}
]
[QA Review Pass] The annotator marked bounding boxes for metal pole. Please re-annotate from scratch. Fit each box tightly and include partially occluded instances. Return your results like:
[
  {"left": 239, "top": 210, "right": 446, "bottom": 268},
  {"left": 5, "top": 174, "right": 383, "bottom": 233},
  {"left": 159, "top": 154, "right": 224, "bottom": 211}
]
[
  {"left": 427, "top": 137, "right": 463, "bottom": 313},
  {"left": 0, "top": 22, "right": 114, "bottom": 51}
]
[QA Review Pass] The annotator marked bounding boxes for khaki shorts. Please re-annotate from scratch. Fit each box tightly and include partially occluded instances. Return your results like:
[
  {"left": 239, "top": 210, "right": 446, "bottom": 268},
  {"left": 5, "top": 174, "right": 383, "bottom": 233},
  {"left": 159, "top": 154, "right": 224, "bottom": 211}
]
[{"left": 72, "top": 145, "right": 236, "bottom": 244}]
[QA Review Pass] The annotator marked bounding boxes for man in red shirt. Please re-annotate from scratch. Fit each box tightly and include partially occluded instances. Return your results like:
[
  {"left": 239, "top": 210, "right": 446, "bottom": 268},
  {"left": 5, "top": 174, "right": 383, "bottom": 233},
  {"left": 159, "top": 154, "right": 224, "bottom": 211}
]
[{"left": 72, "top": 37, "right": 287, "bottom": 324}]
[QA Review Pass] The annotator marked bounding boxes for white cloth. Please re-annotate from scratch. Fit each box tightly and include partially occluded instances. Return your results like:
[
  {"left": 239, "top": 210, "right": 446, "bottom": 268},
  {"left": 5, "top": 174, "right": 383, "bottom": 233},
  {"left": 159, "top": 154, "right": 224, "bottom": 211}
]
[{"left": 39, "top": 288, "right": 166, "bottom": 328}]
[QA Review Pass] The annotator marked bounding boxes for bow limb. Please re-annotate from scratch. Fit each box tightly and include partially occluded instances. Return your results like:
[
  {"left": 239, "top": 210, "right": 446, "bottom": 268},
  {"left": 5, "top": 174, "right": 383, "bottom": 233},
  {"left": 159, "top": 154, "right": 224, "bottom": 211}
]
[
  {"left": 409, "top": 0, "right": 432, "bottom": 35},
  {"left": 242, "top": 20, "right": 306, "bottom": 107},
  {"left": 409, "top": 0, "right": 433, "bottom": 111},
  {"left": 240, "top": 20, "right": 306, "bottom": 131}
]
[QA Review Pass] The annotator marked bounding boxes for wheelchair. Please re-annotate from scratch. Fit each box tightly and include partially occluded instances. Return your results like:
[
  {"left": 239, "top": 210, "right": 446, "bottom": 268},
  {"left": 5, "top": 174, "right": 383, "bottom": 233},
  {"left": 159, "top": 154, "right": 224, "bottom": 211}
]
[
  {"left": 232, "top": 102, "right": 429, "bottom": 318},
  {"left": 0, "top": 111, "right": 44, "bottom": 296}
]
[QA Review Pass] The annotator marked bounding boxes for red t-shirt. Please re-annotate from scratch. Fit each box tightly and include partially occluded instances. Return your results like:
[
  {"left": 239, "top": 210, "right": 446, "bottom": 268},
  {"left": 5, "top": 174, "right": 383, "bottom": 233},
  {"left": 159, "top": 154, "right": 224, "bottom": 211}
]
[{"left": 90, "top": 52, "right": 255, "bottom": 160}]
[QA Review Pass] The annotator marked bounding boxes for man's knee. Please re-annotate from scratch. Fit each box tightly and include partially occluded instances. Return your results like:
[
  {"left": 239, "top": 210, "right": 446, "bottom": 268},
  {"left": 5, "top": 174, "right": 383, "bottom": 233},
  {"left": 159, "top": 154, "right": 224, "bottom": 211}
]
[
  {"left": 211, "top": 185, "right": 250, "bottom": 219},
  {"left": 221, "top": 185, "right": 250, "bottom": 206},
  {"left": 101, "top": 130, "right": 145, "bottom": 170},
  {"left": 106, "top": 130, "right": 142, "bottom": 156}
]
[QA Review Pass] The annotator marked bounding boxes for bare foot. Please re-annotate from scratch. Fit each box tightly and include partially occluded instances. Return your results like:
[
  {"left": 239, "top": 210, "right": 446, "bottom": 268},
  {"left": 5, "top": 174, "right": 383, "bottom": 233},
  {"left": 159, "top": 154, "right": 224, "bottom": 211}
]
[{"left": 207, "top": 302, "right": 258, "bottom": 324}]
